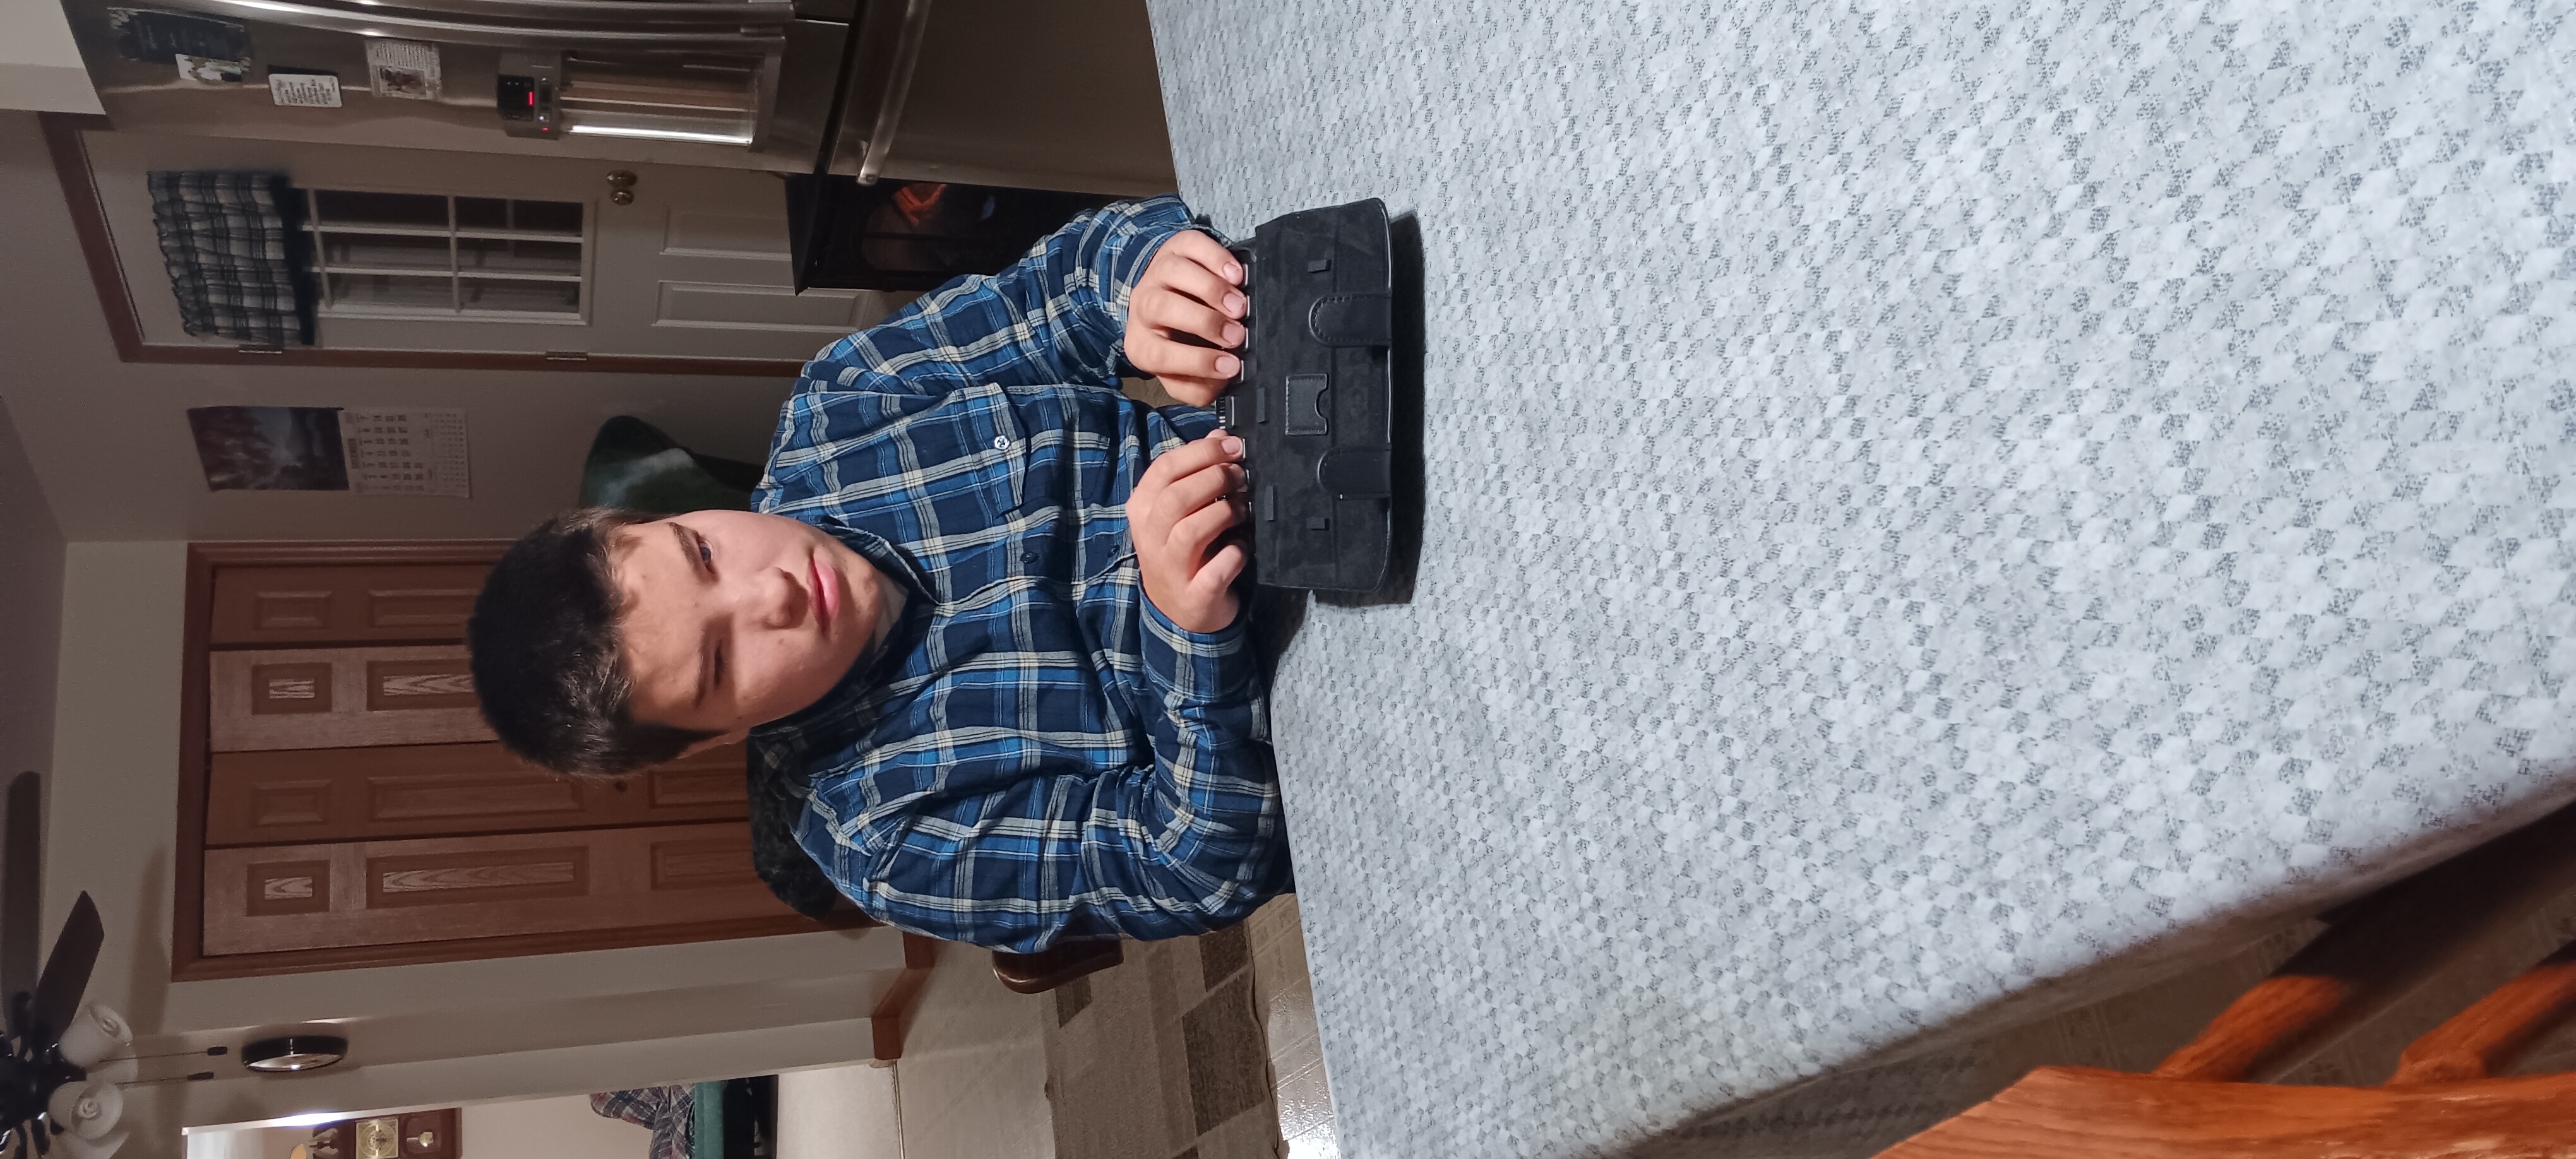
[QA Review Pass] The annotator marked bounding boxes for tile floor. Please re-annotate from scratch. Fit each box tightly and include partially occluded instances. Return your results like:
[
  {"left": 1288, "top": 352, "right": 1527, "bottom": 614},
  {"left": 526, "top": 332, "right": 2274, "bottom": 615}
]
[
  {"left": 1243, "top": 896, "right": 1337, "bottom": 1159},
  {"left": 894, "top": 943, "right": 1058, "bottom": 1158},
  {"left": 1044, "top": 894, "right": 1335, "bottom": 1159}
]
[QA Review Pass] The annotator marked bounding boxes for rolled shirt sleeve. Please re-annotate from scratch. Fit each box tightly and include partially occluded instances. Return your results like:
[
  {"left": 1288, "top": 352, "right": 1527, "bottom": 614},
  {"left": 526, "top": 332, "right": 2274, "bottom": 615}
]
[{"left": 828, "top": 599, "right": 1284, "bottom": 952}]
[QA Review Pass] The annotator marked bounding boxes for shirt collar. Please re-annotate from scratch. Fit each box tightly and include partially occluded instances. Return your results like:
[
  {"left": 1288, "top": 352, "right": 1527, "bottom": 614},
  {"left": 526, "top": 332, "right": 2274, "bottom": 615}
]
[{"left": 749, "top": 520, "right": 931, "bottom": 758}]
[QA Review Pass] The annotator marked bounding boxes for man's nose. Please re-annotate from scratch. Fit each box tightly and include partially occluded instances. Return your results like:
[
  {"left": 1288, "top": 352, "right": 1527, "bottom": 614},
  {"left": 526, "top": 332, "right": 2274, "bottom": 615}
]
[{"left": 748, "top": 566, "right": 806, "bottom": 629}]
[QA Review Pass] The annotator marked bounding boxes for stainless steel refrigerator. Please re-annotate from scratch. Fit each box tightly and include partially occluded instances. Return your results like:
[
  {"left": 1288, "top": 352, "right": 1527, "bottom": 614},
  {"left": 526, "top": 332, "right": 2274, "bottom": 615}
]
[{"left": 59, "top": 0, "right": 931, "bottom": 177}]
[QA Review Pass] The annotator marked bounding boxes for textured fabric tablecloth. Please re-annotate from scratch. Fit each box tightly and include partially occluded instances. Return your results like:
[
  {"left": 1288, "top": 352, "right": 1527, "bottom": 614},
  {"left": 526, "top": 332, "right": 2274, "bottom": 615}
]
[{"left": 1146, "top": 3, "right": 2576, "bottom": 1155}]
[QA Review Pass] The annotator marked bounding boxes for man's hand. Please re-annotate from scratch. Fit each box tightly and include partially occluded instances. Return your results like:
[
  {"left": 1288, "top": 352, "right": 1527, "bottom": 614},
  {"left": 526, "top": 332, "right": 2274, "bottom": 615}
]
[
  {"left": 1131, "top": 430, "right": 1249, "bottom": 633},
  {"left": 1124, "top": 231, "right": 1246, "bottom": 407}
]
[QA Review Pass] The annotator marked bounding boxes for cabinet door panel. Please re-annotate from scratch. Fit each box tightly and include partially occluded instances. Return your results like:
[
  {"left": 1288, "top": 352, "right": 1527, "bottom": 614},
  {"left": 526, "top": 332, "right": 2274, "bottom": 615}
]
[
  {"left": 204, "top": 824, "right": 792, "bottom": 954},
  {"left": 211, "top": 565, "right": 491, "bottom": 646},
  {"left": 211, "top": 646, "right": 490, "bottom": 751},
  {"left": 208, "top": 742, "right": 749, "bottom": 845}
]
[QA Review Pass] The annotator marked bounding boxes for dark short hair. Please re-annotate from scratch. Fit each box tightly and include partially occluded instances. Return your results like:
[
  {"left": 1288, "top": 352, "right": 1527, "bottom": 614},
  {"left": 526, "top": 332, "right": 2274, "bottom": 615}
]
[{"left": 468, "top": 507, "right": 719, "bottom": 775}]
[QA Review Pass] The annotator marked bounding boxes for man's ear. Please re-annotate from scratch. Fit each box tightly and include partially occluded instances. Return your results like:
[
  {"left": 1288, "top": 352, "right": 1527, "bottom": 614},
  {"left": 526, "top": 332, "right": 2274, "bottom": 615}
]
[{"left": 680, "top": 728, "right": 751, "bottom": 758}]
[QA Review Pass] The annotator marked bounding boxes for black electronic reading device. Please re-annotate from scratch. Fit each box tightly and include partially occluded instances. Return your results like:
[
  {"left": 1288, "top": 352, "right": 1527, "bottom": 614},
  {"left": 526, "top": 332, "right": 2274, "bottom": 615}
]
[{"left": 1215, "top": 198, "right": 1401, "bottom": 593}]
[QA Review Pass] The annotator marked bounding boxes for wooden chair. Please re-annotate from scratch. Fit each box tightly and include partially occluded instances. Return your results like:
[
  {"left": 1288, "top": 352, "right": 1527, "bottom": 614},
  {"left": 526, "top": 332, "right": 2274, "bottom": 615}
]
[
  {"left": 989, "top": 939, "right": 1125, "bottom": 995},
  {"left": 1879, "top": 799, "right": 2576, "bottom": 1158}
]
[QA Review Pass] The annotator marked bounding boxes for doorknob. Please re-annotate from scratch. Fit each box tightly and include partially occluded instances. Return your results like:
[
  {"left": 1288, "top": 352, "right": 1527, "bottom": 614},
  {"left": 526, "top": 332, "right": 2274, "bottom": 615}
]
[{"left": 607, "top": 170, "right": 636, "bottom": 206}]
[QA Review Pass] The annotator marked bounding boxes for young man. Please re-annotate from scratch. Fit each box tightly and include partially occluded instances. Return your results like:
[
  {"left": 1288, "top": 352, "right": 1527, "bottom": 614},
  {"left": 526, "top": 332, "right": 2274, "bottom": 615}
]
[{"left": 468, "top": 195, "right": 1287, "bottom": 953}]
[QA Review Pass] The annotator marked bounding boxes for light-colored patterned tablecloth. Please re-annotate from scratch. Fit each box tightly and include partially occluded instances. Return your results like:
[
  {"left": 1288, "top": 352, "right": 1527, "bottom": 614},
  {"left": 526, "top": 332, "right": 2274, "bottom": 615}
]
[{"left": 1146, "top": 3, "right": 2576, "bottom": 1155}]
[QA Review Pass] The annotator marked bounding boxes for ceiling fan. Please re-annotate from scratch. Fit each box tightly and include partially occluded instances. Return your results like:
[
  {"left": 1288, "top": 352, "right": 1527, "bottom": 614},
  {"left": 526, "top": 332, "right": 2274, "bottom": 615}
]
[{"left": 0, "top": 772, "right": 131, "bottom": 1159}]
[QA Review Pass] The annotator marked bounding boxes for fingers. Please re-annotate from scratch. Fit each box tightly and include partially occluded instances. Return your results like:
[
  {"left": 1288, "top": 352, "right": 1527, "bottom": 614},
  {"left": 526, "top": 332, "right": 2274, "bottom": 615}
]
[
  {"left": 1154, "top": 375, "right": 1227, "bottom": 408},
  {"left": 1125, "top": 231, "right": 1249, "bottom": 415},
  {"left": 1147, "top": 253, "right": 1245, "bottom": 321},
  {"left": 1136, "top": 289, "right": 1244, "bottom": 350},
  {"left": 1161, "top": 458, "right": 1241, "bottom": 525},
  {"left": 1127, "top": 332, "right": 1242, "bottom": 387},
  {"left": 1136, "top": 430, "right": 1242, "bottom": 492},
  {"left": 1169, "top": 488, "right": 1244, "bottom": 561},
  {"left": 1158, "top": 230, "right": 1244, "bottom": 290},
  {"left": 1190, "top": 543, "right": 1249, "bottom": 600}
]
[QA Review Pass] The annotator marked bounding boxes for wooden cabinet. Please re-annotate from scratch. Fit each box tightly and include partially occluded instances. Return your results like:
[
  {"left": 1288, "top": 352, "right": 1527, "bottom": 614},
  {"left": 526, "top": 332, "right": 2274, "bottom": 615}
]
[
  {"left": 206, "top": 741, "right": 748, "bottom": 846},
  {"left": 211, "top": 564, "right": 490, "bottom": 646},
  {"left": 206, "top": 823, "right": 777, "bottom": 954},
  {"left": 210, "top": 646, "right": 491, "bottom": 751},
  {"left": 182, "top": 544, "right": 860, "bottom": 981}
]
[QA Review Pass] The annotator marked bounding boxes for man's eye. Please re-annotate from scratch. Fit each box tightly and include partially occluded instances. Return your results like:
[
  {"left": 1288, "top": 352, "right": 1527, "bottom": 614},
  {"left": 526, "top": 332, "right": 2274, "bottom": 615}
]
[{"left": 696, "top": 535, "right": 713, "bottom": 568}]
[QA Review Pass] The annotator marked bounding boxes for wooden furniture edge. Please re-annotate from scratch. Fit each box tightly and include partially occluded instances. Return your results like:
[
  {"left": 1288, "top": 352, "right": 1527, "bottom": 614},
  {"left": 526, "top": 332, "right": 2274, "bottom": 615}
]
[
  {"left": 189, "top": 540, "right": 515, "bottom": 568},
  {"left": 869, "top": 934, "right": 943, "bottom": 1061},
  {"left": 2154, "top": 798, "right": 2576, "bottom": 1082},
  {"left": 114, "top": 345, "right": 803, "bottom": 377},
  {"left": 2389, "top": 937, "right": 2576, "bottom": 1084},
  {"left": 1876, "top": 1065, "right": 2576, "bottom": 1158},
  {"left": 170, "top": 912, "right": 877, "bottom": 981},
  {"left": 35, "top": 113, "right": 801, "bottom": 378},
  {"left": 39, "top": 112, "right": 143, "bottom": 362},
  {"left": 168, "top": 545, "right": 217, "bottom": 981}
]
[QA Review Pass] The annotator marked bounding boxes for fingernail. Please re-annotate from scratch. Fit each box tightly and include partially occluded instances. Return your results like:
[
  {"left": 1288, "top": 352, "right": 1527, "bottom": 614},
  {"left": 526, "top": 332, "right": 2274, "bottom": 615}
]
[
  {"left": 1226, "top": 262, "right": 1243, "bottom": 282},
  {"left": 1224, "top": 437, "right": 1245, "bottom": 456},
  {"left": 1223, "top": 323, "right": 1245, "bottom": 345},
  {"left": 1225, "top": 292, "right": 1246, "bottom": 316},
  {"left": 1217, "top": 354, "right": 1240, "bottom": 376}
]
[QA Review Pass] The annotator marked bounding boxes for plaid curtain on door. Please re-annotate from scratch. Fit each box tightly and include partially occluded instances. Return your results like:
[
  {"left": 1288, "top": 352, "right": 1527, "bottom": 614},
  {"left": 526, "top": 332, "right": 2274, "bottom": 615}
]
[{"left": 146, "top": 170, "right": 317, "bottom": 346}]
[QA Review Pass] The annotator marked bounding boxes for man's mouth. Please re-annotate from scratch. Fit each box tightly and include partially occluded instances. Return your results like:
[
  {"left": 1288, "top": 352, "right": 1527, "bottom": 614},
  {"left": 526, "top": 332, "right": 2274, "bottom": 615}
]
[{"left": 809, "top": 556, "right": 840, "bottom": 634}]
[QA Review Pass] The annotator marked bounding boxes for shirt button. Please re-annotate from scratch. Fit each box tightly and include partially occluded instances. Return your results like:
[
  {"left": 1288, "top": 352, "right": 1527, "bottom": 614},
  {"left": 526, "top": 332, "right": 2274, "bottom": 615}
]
[{"left": 992, "top": 436, "right": 1009, "bottom": 450}]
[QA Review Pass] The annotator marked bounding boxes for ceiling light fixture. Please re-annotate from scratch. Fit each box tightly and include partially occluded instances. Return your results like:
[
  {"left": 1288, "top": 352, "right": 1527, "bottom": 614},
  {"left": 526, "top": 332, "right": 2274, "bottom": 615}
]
[{"left": 241, "top": 1037, "right": 349, "bottom": 1074}]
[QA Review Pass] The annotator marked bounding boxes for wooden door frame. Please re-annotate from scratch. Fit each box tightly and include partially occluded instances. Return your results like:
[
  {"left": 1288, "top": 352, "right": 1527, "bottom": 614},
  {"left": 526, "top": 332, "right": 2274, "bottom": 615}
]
[
  {"left": 174, "top": 540, "right": 868, "bottom": 982},
  {"left": 38, "top": 112, "right": 804, "bottom": 377}
]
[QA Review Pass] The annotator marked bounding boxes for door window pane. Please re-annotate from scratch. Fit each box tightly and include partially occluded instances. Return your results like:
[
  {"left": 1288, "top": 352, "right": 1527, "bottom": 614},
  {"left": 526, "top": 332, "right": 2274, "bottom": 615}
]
[
  {"left": 460, "top": 278, "right": 580, "bottom": 315},
  {"left": 456, "top": 237, "right": 580, "bottom": 276},
  {"left": 326, "top": 273, "right": 454, "bottom": 312},
  {"left": 319, "top": 232, "right": 451, "bottom": 273},
  {"left": 306, "top": 189, "right": 586, "bottom": 322},
  {"left": 313, "top": 191, "right": 448, "bottom": 230},
  {"left": 454, "top": 197, "right": 581, "bottom": 237}
]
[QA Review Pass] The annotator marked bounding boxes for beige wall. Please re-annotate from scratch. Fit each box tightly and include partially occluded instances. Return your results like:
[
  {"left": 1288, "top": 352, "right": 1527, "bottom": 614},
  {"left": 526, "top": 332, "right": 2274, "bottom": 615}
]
[
  {"left": 45, "top": 542, "right": 913, "bottom": 1158},
  {"left": 891, "top": 951, "right": 1052, "bottom": 1159},
  {"left": 778, "top": 1064, "right": 902, "bottom": 1159},
  {"left": 0, "top": 0, "right": 100, "bottom": 114},
  {"left": 0, "top": 111, "right": 795, "bottom": 542},
  {"left": 461, "top": 1094, "right": 645, "bottom": 1159},
  {"left": 0, "top": 396, "right": 64, "bottom": 814}
]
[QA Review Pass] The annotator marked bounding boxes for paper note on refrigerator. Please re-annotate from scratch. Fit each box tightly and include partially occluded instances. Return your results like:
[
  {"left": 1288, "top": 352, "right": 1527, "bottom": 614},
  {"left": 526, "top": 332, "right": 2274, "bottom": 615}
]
[
  {"left": 267, "top": 72, "right": 342, "bottom": 107},
  {"left": 364, "top": 39, "right": 441, "bottom": 100}
]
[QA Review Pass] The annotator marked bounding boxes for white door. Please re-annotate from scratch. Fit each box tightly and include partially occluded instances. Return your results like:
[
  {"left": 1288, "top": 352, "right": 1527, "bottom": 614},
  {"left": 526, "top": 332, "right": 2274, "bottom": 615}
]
[{"left": 83, "top": 127, "right": 897, "bottom": 360}]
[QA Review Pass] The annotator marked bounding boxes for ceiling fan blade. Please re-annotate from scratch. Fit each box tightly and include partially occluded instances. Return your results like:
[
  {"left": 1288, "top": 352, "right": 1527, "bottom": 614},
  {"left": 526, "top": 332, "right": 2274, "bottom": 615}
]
[
  {"left": 28, "top": 895, "right": 101, "bottom": 1049},
  {"left": 1, "top": 773, "right": 40, "bottom": 1025}
]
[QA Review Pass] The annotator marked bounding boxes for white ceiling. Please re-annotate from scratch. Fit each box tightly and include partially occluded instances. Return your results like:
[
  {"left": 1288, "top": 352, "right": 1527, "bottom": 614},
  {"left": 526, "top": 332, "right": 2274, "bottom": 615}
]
[{"left": 0, "top": 0, "right": 102, "bottom": 114}]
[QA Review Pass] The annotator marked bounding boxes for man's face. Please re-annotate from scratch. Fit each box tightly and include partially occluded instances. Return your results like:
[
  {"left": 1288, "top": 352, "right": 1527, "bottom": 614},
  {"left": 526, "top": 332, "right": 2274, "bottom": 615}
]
[{"left": 609, "top": 509, "right": 879, "bottom": 746}]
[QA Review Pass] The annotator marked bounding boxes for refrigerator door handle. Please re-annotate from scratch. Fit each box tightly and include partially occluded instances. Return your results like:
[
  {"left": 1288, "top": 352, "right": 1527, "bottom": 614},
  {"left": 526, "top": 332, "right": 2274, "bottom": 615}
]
[
  {"left": 136, "top": 0, "right": 792, "bottom": 46},
  {"left": 324, "top": 0, "right": 795, "bottom": 22},
  {"left": 851, "top": 0, "right": 932, "bottom": 183}
]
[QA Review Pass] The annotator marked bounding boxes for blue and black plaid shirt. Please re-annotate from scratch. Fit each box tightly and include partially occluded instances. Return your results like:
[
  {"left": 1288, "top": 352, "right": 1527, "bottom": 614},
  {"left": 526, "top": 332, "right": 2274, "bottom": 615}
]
[{"left": 749, "top": 196, "right": 1289, "bottom": 952}]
